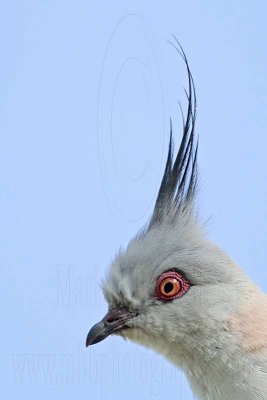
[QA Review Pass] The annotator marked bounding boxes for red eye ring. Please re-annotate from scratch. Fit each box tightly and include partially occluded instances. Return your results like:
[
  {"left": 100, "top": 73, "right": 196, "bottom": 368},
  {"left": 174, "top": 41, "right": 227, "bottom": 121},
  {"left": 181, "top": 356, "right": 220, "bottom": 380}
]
[{"left": 155, "top": 270, "right": 190, "bottom": 301}]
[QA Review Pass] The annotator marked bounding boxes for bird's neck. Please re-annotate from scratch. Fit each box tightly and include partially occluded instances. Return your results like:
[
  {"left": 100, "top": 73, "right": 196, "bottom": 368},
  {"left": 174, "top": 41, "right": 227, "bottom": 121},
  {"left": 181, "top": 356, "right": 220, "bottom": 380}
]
[
  {"left": 172, "top": 345, "right": 258, "bottom": 400},
  {"left": 167, "top": 289, "right": 267, "bottom": 400}
]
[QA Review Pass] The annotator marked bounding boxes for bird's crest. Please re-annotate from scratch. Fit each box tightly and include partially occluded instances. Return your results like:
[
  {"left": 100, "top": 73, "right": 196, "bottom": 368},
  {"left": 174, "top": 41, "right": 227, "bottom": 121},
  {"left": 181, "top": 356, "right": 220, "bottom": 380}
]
[{"left": 149, "top": 39, "right": 198, "bottom": 228}]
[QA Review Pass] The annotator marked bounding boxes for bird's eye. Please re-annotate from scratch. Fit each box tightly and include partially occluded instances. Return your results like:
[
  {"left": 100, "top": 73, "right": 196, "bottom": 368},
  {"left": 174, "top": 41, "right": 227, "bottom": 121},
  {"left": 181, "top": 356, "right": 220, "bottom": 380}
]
[
  {"left": 155, "top": 270, "right": 190, "bottom": 301},
  {"left": 159, "top": 277, "right": 180, "bottom": 297}
]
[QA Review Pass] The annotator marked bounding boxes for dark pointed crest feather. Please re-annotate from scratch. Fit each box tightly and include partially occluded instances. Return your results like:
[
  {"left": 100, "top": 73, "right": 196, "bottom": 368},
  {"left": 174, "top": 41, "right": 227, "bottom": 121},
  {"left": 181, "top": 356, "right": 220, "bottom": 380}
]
[{"left": 149, "top": 38, "right": 198, "bottom": 227}]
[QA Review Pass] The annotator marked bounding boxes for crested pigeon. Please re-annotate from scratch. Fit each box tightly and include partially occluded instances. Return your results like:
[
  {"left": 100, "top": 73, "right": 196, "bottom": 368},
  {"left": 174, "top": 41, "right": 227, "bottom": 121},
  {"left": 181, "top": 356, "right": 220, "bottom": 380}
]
[{"left": 86, "top": 41, "right": 267, "bottom": 400}]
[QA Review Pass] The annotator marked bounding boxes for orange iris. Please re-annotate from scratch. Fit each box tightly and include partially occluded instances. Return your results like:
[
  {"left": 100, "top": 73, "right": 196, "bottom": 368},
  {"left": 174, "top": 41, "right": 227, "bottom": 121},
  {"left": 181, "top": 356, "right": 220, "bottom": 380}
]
[{"left": 159, "top": 277, "right": 181, "bottom": 298}]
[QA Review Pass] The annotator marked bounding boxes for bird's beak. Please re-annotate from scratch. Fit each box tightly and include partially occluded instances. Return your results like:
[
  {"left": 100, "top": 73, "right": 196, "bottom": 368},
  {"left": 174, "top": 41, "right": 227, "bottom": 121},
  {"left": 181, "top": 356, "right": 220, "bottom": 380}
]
[{"left": 86, "top": 309, "right": 137, "bottom": 346}]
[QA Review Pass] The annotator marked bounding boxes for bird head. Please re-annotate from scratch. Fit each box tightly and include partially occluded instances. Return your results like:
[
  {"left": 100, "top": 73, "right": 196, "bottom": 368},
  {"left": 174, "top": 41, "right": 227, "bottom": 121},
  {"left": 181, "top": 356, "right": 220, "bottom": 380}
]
[{"left": 86, "top": 44, "right": 248, "bottom": 367}]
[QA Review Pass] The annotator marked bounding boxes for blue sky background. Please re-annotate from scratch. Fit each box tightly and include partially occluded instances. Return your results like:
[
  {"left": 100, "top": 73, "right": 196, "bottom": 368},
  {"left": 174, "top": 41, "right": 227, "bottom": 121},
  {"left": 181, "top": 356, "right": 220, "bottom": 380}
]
[{"left": 1, "top": 1, "right": 266, "bottom": 399}]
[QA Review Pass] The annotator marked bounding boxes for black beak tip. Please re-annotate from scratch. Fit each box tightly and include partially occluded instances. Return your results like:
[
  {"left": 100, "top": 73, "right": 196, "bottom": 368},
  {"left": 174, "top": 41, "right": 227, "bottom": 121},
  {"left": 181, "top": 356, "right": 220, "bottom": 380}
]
[
  {"left": 85, "top": 333, "right": 90, "bottom": 347},
  {"left": 85, "top": 321, "right": 107, "bottom": 347},
  {"left": 85, "top": 328, "right": 98, "bottom": 347}
]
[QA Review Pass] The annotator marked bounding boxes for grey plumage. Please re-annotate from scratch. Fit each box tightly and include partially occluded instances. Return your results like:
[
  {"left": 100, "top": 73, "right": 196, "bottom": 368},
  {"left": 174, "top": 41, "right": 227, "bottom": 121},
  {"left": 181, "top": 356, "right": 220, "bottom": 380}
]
[{"left": 86, "top": 42, "right": 267, "bottom": 400}]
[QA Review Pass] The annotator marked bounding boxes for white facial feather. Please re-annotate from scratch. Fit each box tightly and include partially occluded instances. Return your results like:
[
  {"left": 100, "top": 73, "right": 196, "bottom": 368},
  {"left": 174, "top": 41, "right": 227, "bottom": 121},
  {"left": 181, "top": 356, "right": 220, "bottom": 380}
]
[{"left": 102, "top": 210, "right": 267, "bottom": 399}]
